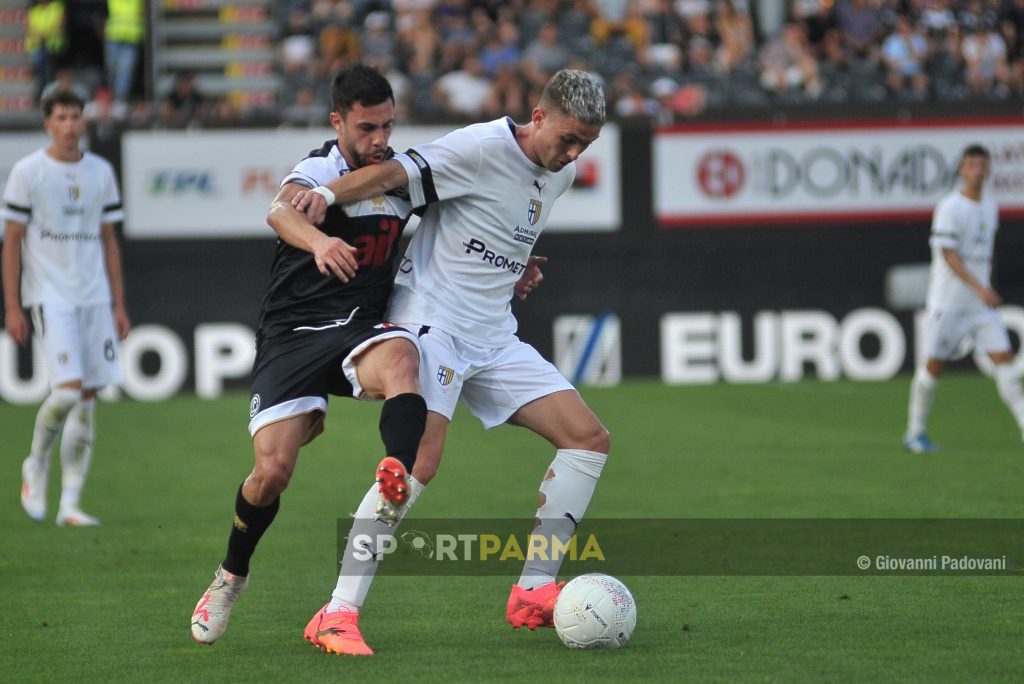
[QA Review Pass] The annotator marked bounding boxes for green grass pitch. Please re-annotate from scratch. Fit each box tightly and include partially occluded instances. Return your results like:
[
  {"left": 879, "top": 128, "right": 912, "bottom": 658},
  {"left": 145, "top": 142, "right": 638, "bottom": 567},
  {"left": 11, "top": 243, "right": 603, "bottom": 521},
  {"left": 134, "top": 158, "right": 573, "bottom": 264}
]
[{"left": 2, "top": 375, "right": 1022, "bottom": 683}]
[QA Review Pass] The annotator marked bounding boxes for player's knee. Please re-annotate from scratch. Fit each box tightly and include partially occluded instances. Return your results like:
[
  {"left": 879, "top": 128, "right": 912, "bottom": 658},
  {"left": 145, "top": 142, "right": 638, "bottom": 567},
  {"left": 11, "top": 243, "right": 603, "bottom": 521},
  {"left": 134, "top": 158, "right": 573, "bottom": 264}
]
[
  {"left": 381, "top": 345, "right": 419, "bottom": 389},
  {"left": 250, "top": 460, "right": 293, "bottom": 502},
  {"left": 586, "top": 425, "right": 611, "bottom": 455}
]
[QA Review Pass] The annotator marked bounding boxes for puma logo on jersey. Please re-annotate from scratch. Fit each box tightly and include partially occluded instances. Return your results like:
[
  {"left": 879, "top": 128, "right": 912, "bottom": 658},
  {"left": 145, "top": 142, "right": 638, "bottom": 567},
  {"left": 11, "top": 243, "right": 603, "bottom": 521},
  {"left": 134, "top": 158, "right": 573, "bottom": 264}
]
[{"left": 533, "top": 180, "right": 545, "bottom": 193}]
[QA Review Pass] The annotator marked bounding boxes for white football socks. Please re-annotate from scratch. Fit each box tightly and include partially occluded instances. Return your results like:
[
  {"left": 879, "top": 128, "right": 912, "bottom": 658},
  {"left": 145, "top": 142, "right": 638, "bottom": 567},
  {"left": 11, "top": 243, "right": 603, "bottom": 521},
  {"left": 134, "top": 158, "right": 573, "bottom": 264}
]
[
  {"left": 994, "top": 364, "right": 1024, "bottom": 433},
  {"left": 329, "top": 476, "right": 426, "bottom": 611},
  {"left": 59, "top": 397, "right": 96, "bottom": 512},
  {"left": 27, "top": 387, "right": 80, "bottom": 471},
  {"left": 907, "top": 368, "right": 939, "bottom": 437},
  {"left": 518, "top": 449, "right": 607, "bottom": 591}
]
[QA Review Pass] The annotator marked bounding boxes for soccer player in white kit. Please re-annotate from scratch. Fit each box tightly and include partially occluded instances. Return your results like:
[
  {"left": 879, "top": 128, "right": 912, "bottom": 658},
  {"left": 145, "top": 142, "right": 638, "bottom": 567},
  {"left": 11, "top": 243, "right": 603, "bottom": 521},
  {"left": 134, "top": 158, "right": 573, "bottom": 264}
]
[
  {"left": 2, "top": 89, "right": 130, "bottom": 525},
  {"left": 292, "top": 69, "right": 609, "bottom": 653},
  {"left": 904, "top": 144, "right": 1024, "bottom": 452}
]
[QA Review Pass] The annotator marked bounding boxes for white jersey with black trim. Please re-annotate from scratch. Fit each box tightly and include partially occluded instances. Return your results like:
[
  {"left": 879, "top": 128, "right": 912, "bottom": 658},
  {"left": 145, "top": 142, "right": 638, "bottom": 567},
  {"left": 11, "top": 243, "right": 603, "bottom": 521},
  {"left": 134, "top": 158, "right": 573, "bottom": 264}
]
[
  {"left": 2, "top": 149, "right": 123, "bottom": 306},
  {"left": 926, "top": 188, "right": 999, "bottom": 312},
  {"left": 388, "top": 117, "right": 575, "bottom": 347}
]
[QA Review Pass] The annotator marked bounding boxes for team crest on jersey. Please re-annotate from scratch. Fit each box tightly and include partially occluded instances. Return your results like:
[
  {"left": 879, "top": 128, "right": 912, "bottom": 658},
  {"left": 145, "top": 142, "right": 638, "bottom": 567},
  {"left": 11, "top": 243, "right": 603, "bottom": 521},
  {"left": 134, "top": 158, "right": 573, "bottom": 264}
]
[
  {"left": 249, "top": 394, "right": 261, "bottom": 418},
  {"left": 371, "top": 194, "right": 386, "bottom": 211},
  {"left": 527, "top": 199, "right": 542, "bottom": 226},
  {"left": 436, "top": 365, "right": 455, "bottom": 386},
  {"left": 67, "top": 185, "right": 80, "bottom": 201}
]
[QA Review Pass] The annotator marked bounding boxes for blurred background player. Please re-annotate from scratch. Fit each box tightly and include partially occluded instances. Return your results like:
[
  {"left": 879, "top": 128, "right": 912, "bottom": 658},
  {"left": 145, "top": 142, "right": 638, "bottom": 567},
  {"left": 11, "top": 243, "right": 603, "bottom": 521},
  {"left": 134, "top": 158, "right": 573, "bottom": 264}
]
[
  {"left": 189, "top": 65, "right": 426, "bottom": 646},
  {"left": 3, "top": 88, "right": 130, "bottom": 526},
  {"left": 293, "top": 69, "right": 609, "bottom": 654},
  {"left": 904, "top": 143, "right": 1024, "bottom": 452}
]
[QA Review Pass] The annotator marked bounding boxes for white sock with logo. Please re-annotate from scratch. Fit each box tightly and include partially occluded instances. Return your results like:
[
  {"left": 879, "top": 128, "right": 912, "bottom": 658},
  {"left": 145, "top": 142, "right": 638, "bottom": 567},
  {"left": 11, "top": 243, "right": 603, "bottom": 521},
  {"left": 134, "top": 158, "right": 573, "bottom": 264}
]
[
  {"left": 907, "top": 368, "right": 939, "bottom": 437},
  {"left": 994, "top": 364, "right": 1024, "bottom": 433},
  {"left": 329, "top": 476, "right": 426, "bottom": 611},
  {"left": 59, "top": 397, "right": 95, "bottom": 512},
  {"left": 517, "top": 449, "right": 607, "bottom": 591},
  {"left": 27, "top": 387, "right": 80, "bottom": 471}
]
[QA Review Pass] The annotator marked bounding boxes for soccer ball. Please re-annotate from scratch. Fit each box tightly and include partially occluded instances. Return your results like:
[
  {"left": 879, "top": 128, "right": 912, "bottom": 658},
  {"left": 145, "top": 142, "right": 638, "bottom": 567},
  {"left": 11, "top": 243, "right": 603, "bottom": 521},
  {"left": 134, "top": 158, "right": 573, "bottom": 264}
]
[{"left": 553, "top": 574, "right": 637, "bottom": 649}]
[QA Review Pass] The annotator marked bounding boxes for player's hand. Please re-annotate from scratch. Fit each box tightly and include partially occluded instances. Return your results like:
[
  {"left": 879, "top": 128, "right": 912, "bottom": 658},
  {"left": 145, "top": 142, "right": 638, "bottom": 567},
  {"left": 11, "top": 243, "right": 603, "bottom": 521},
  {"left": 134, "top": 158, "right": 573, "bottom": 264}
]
[
  {"left": 114, "top": 306, "right": 131, "bottom": 341},
  {"left": 311, "top": 232, "right": 359, "bottom": 282},
  {"left": 4, "top": 307, "right": 29, "bottom": 346},
  {"left": 292, "top": 189, "right": 328, "bottom": 225},
  {"left": 515, "top": 255, "right": 548, "bottom": 301},
  {"left": 978, "top": 287, "right": 1003, "bottom": 308}
]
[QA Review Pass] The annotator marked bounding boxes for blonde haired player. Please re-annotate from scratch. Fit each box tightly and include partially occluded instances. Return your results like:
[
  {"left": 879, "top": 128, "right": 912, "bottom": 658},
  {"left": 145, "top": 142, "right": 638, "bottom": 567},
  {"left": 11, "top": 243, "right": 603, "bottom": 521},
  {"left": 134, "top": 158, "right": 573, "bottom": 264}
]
[
  {"left": 3, "top": 88, "right": 130, "bottom": 525},
  {"left": 904, "top": 144, "right": 1024, "bottom": 452}
]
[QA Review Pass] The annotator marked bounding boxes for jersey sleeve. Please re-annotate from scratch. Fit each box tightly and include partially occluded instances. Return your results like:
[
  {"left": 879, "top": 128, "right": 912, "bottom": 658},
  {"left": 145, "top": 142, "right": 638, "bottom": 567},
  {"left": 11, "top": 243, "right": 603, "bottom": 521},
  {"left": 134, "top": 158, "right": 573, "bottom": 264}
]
[
  {"left": 929, "top": 197, "right": 959, "bottom": 251},
  {"left": 282, "top": 156, "right": 336, "bottom": 189},
  {"left": 394, "top": 127, "right": 481, "bottom": 209},
  {"left": 99, "top": 160, "right": 124, "bottom": 223},
  {"left": 1, "top": 158, "right": 32, "bottom": 225}
]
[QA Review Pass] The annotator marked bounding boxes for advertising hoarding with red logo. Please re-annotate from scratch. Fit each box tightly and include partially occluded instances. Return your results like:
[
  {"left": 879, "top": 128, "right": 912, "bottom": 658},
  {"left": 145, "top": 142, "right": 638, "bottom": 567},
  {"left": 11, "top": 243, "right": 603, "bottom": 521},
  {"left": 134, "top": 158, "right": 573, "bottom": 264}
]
[{"left": 654, "top": 119, "right": 1024, "bottom": 227}]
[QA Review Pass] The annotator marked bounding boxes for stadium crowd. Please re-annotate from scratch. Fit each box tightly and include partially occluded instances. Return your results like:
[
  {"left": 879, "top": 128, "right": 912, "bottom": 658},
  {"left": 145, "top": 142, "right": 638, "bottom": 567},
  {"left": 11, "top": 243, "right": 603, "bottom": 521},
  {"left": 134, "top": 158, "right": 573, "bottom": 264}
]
[{"left": 30, "top": 0, "right": 1024, "bottom": 128}]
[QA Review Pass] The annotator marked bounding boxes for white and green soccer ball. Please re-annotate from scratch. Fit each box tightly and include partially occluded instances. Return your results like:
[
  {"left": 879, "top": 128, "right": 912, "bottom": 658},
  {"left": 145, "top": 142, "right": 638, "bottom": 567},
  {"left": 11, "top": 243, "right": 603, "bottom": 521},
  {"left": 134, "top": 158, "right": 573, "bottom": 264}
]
[{"left": 553, "top": 574, "right": 637, "bottom": 649}]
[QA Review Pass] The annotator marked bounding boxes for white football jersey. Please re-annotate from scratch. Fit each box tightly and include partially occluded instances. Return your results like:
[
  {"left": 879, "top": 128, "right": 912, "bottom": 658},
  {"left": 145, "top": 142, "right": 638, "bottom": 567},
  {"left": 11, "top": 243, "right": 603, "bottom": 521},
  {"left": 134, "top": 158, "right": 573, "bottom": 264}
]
[
  {"left": 926, "top": 188, "right": 999, "bottom": 311},
  {"left": 388, "top": 117, "right": 575, "bottom": 346},
  {"left": 2, "top": 149, "right": 123, "bottom": 306}
]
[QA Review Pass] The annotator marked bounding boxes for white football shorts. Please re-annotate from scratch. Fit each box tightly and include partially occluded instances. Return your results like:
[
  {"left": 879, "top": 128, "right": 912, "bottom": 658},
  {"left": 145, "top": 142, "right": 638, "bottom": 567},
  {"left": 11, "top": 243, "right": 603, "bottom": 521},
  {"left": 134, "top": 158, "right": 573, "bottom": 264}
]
[
  {"left": 404, "top": 323, "right": 576, "bottom": 429},
  {"left": 31, "top": 302, "right": 122, "bottom": 389},
  {"left": 923, "top": 306, "right": 1011, "bottom": 361}
]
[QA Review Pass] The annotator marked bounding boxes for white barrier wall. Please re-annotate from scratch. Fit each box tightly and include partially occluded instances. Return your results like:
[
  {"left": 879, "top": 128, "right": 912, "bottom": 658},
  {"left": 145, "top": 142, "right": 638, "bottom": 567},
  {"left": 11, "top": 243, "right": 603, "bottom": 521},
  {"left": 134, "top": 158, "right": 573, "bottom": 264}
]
[{"left": 122, "top": 124, "right": 621, "bottom": 238}]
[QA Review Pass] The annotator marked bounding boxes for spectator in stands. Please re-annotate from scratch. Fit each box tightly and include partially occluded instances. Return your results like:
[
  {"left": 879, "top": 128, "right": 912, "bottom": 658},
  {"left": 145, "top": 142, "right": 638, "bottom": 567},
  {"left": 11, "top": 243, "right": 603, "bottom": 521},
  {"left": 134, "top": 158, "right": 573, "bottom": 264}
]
[
  {"left": 715, "top": 0, "right": 755, "bottom": 74},
  {"left": 103, "top": 0, "right": 144, "bottom": 104},
  {"left": 591, "top": 0, "right": 649, "bottom": 49},
  {"left": 83, "top": 85, "right": 128, "bottom": 140},
  {"left": 522, "top": 21, "right": 571, "bottom": 89},
  {"left": 640, "top": 0, "right": 686, "bottom": 71},
  {"left": 479, "top": 18, "right": 521, "bottom": 78},
  {"left": 999, "top": 4, "right": 1024, "bottom": 94},
  {"left": 279, "top": 5, "right": 318, "bottom": 77},
  {"left": 280, "top": 84, "right": 330, "bottom": 127},
  {"left": 159, "top": 71, "right": 208, "bottom": 128},
  {"left": 433, "top": 55, "right": 491, "bottom": 118},
  {"left": 759, "top": 21, "right": 824, "bottom": 99},
  {"left": 834, "top": 0, "right": 885, "bottom": 62},
  {"left": 881, "top": 14, "right": 929, "bottom": 99},
  {"left": 961, "top": 22, "right": 1011, "bottom": 96},
  {"left": 360, "top": 11, "right": 396, "bottom": 68},
  {"left": 40, "top": 67, "right": 90, "bottom": 103},
  {"left": 26, "top": 0, "right": 66, "bottom": 102},
  {"left": 484, "top": 61, "right": 527, "bottom": 119}
]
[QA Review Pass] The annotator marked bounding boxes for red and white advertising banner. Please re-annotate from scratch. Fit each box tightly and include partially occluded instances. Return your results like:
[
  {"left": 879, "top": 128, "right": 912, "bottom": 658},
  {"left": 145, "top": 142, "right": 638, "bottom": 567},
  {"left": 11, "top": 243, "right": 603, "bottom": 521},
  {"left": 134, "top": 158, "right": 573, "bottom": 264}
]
[
  {"left": 123, "top": 124, "right": 620, "bottom": 238},
  {"left": 654, "top": 119, "right": 1024, "bottom": 227}
]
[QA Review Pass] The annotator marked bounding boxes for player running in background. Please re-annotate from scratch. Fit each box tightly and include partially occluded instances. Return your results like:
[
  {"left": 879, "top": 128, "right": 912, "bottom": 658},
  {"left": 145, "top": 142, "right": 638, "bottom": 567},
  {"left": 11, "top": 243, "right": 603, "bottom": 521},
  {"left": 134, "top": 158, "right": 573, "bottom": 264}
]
[
  {"left": 904, "top": 143, "right": 1024, "bottom": 452},
  {"left": 189, "top": 65, "right": 427, "bottom": 645},
  {"left": 3, "top": 88, "right": 130, "bottom": 527},
  {"left": 293, "top": 69, "right": 610, "bottom": 654}
]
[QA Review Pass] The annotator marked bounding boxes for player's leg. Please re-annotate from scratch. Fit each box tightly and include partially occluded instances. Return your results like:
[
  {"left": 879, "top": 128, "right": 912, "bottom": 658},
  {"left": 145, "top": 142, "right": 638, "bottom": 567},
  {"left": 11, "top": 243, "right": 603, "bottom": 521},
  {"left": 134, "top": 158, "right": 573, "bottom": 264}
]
[
  {"left": 56, "top": 304, "right": 123, "bottom": 526},
  {"left": 505, "top": 390, "right": 610, "bottom": 629},
  {"left": 459, "top": 342, "right": 609, "bottom": 629},
  {"left": 905, "top": 308, "right": 959, "bottom": 452},
  {"left": 192, "top": 329, "right": 333, "bottom": 644},
  {"left": 191, "top": 414, "right": 312, "bottom": 644},
  {"left": 976, "top": 313, "right": 1024, "bottom": 439},
  {"left": 309, "top": 327, "right": 457, "bottom": 655},
  {"left": 346, "top": 333, "right": 426, "bottom": 522},
  {"left": 21, "top": 304, "right": 85, "bottom": 521}
]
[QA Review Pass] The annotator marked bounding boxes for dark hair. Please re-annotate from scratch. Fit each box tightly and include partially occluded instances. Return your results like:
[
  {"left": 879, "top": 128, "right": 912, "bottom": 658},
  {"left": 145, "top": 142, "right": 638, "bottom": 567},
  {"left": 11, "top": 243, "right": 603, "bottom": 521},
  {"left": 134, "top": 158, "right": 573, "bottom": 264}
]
[
  {"left": 330, "top": 64, "right": 394, "bottom": 115},
  {"left": 961, "top": 143, "right": 990, "bottom": 162},
  {"left": 41, "top": 88, "right": 85, "bottom": 118}
]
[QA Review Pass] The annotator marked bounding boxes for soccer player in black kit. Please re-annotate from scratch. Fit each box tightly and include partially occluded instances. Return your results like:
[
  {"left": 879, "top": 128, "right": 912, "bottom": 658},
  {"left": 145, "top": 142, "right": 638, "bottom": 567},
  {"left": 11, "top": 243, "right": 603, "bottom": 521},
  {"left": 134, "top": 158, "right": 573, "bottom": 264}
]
[{"left": 189, "top": 65, "right": 426, "bottom": 650}]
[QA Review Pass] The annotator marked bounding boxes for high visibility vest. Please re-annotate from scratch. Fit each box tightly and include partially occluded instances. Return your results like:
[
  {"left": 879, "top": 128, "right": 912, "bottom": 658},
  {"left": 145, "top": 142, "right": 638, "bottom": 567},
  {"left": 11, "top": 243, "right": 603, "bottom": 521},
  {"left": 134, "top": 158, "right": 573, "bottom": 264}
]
[
  {"left": 25, "top": 1, "right": 65, "bottom": 54},
  {"left": 106, "top": 0, "right": 144, "bottom": 43}
]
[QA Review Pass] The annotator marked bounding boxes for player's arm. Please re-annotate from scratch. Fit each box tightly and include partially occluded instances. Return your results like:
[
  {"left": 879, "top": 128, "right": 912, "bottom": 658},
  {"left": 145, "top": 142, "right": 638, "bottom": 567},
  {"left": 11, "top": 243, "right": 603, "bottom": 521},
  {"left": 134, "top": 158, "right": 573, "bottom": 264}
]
[
  {"left": 2, "top": 219, "right": 30, "bottom": 345},
  {"left": 941, "top": 247, "right": 1002, "bottom": 307},
  {"left": 291, "top": 159, "right": 409, "bottom": 225},
  {"left": 514, "top": 256, "right": 548, "bottom": 301},
  {"left": 267, "top": 182, "right": 358, "bottom": 282},
  {"left": 100, "top": 221, "right": 131, "bottom": 340}
]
